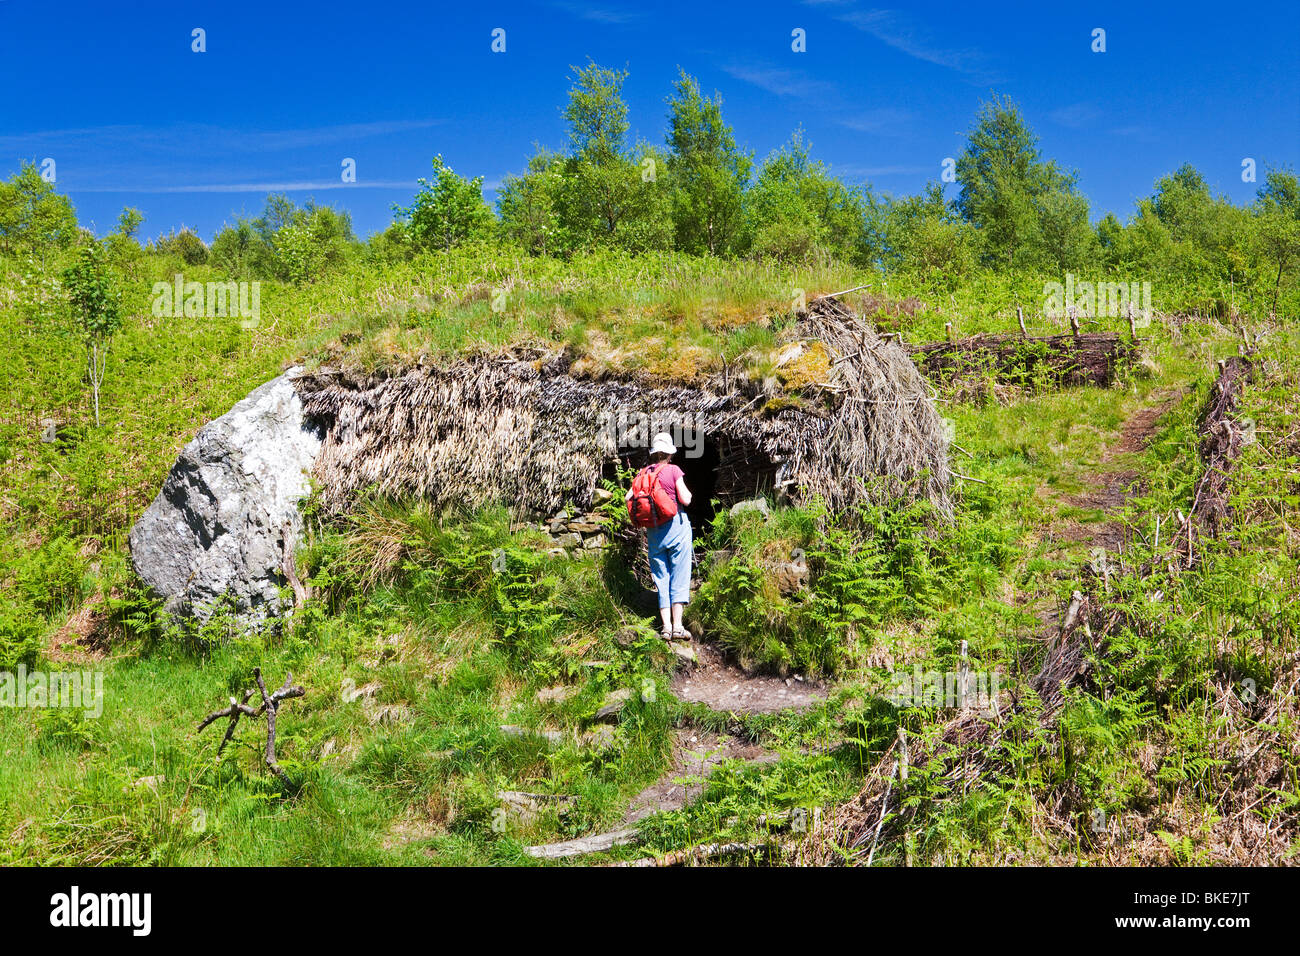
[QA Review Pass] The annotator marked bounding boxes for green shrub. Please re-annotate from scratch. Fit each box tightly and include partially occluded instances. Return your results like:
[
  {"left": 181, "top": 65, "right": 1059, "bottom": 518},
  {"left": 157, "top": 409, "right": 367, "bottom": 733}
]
[{"left": 0, "top": 601, "right": 42, "bottom": 670}]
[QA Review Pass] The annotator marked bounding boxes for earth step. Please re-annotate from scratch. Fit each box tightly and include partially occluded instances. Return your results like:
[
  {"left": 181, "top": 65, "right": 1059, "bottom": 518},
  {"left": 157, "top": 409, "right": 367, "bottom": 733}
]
[
  {"left": 594, "top": 688, "right": 634, "bottom": 722},
  {"left": 671, "top": 642, "right": 699, "bottom": 664},
  {"left": 501, "top": 724, "right": 566, "bottom": 745},
  {"left": 670, "top": 641, "right": 827, "bottom": 714},
  {"left": 622, "top": 729, "right": 780, "bottom": 824},
  {"left": 341, "top": 679, "right": 381, "bottom": 703},
  {"left": 612, "top": 841, "right": 774, "bottom": 868},
  {"left": 523, "top": 828, "right": 640, "bottom": 860},
  {"left": 580, "top": 725, "right": 617, "bottom": 749},
  {"left": 497, "top": 790, "right": 576, "bottom": 823},
  {"left": 536, "top": 685, "right": 578, "bottom": 705}
]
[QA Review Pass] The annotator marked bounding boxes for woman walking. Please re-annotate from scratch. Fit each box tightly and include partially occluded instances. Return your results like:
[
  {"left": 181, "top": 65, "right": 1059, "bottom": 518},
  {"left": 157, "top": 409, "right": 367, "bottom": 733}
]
[{"left": 625, "top": 432, "right": 694, "bottom": 641}]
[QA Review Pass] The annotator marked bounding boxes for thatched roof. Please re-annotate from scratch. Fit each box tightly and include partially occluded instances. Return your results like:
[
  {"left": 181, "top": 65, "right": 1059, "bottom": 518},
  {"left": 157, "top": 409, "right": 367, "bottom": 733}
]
[{"left": 292, "top": 298, "right": 952, "bottom": 518}]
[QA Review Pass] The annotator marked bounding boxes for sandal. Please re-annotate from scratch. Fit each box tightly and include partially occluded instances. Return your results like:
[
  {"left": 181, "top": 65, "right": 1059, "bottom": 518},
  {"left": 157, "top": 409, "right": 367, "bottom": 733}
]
[
  {"left": 672, "top": 627, "right": 691, "bottom": 641},
  {"left": 661, "top": 627, "right": 674, "bottom": 642}
]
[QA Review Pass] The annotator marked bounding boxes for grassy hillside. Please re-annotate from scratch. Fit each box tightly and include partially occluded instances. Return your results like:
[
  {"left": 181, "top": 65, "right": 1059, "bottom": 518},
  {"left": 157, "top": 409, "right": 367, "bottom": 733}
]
[{"left": 1, "top": 244, "right": 1296, "bottom": 865}]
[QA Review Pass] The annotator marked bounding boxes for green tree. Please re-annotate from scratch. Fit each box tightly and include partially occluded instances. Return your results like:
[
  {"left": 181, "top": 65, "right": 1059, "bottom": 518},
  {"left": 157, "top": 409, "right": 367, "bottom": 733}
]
[
  {"left": 955, "top": 96, "right": 1090, "bottom": 270},
  {"left": 400, "top": 155, "right": 495, "bottom": 252},
  {"left": 1036, "top": 186, "right": 1096, "bottom": 271},
  {"left": 1095, "top": 212, "right": 1128, "bottom": 270},
  {"left": 1254, "top": 168, "right": 1300, "bottom": 315},
  {"left": 1151, "top": 164, "right": 1213, "bottom": 240},
  {"left": 61, "top": 243, "right": 122, "bottom": 427},
  {"left": 746, "top": 130, "right": 871, "bottom": 264},
  {"left": 151, "top": 227, "right": 209, "bottom": 266},
  {"left": 270, "top": 202, "right": 359, "bottom": 284},
  {"left": 0, "top": 161, "right": 78, "bottom": 259},
  {"left": 210, "top": 219, "right": 275, "bottom": 279},
  {"left": 106, "top": 205, "right": 148, "bottom": 277},
  {"left": 254, "top": 193, "right": 299, "bottom": 245},
  {"left": 883, "top": 183, "right": 977, "bottom": 282},
  {"left": 223, "top": 194, "right": 360, "bottom": 282},
  {"left": 553, "top": 62, "right": 673, "bottom": 252},
  {"left": 564, "top": 61, "right": 629, "bottom": 164},
  {"left": 116, "top": 207, "right": 144, "bottom": 241},
  {"left": 1256, "top": 167, "right": 1300, "bottom": 217},
  {"left": 1129, "top": 165, "right": 1254, "bottom": 306},
  {"left": 498, "top": 149, "right": 569, "bottom": 256},
  {"left": 664, "top": 69, "right": 751, "bottom": 255}
]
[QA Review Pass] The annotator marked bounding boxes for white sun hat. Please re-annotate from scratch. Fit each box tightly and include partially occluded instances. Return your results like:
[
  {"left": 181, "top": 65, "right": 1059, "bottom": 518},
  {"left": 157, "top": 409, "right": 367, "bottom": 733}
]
[{"left": 651, "top": 432, "right": 677, "bottom": 456}]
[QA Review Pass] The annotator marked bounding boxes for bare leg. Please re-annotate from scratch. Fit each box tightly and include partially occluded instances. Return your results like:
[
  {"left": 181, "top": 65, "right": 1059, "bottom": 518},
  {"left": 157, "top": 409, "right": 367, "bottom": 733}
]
[
  {"left": 659, "top": 605, "right": 672, "bottom": 634},
  {"left": 671, "top": 603, "right": 685, "bottom": 634}
]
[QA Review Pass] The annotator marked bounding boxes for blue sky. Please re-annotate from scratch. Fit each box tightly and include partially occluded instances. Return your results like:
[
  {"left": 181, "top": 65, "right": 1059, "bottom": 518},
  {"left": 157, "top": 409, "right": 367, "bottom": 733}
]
[{"left": 1, "top": 0, "right": 1296, "bottom": 242}]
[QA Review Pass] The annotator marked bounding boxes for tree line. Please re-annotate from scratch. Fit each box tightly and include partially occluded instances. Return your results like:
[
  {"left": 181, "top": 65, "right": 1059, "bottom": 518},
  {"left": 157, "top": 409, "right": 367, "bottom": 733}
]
[{"left": 2, "top": 61, "right": 1297, "bottom": 310}]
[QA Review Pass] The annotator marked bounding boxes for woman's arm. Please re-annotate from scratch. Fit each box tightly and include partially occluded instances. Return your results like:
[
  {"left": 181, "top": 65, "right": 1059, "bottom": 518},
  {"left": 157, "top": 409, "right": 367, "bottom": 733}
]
[{"left": 675, "top": 476, "right": 693, "bottom": 507}]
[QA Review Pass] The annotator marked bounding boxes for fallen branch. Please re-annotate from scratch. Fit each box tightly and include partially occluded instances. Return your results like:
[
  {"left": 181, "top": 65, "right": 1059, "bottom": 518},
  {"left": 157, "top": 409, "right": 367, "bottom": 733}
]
[
  {"left": 523, "top": 828, "right": 640, "bottom": 859},
  {"left": 813, "top": 284, "right": 872, "bottom": 302},
  {"left": 865, "top": 759, "right": 898, "bottom": 866},
  {"left": 198, "top": 667, "right": 305, "bottom": 788},
  {"left": 197, "top": 688, "right": 256, "bottom": 754},
  {"left": 614, "top": 841, "right": 777, "bottom": 867}
]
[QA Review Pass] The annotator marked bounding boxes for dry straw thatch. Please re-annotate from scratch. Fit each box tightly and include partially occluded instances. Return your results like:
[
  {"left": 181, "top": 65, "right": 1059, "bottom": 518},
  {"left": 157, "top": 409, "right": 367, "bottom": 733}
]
[{"left": 292, "top": 298, "right": 952, "bottom": 519}]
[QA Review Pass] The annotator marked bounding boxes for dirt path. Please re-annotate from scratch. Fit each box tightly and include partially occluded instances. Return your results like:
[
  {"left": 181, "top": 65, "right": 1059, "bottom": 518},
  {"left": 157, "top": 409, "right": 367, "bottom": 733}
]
[
  {"left": 623, "top": 729, "right": 778, "bottom": 824},
  {"left": 1049, "top": 388, "right": 1185, "bottom": 553},
  {"left": 1032, "top": 387, "right": 1186, "bottom": 640},
  {"left": 671, "top": 639, "right": 829, "bottom": 714}
]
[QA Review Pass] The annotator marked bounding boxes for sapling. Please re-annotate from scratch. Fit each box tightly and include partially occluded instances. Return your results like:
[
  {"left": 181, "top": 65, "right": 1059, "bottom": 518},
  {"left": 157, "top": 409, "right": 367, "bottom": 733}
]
[{"left": 61, "top": 242, "right": 122, "bottom": 427}]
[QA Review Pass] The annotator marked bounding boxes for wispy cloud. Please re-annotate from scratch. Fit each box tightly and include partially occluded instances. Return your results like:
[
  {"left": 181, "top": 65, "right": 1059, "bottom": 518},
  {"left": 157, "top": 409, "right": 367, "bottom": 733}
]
[
  {"left": 834, "top": 163, "right": 929, "bottom": 178},
  {"left": 0, "top": 119, "right": 442, "bottom": 157},
  {"left": 551, "top": 1, "right": 641, "bottom": 24},
  {"left": 1109, "top": 124, "right": 1159, "bottom": 143},
  {"left": 1, "top": 119, "right": 444, "bottom": 195},
  {"left": 723, "top": 64, "right": 915, "bottom": 142},
  {"left": 720, "top": 64, "right": 839, "bottom": 101},
  {"left": 68, "top": 181, "right": 417, "bottom": 193},
  {"left": 1048, "top": 103, "right": 1102, "bottom": 129},
  {"left": 838, "top": 107, "right": 915, "bottom": 134},
  {"left": 809, "top": 4, "right": 999, "bottom": 84}
]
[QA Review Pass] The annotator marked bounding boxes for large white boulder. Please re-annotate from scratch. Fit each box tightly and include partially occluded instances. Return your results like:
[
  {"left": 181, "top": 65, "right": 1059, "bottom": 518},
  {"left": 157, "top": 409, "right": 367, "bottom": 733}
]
[{"left": 128, "top": 369, "right": 321, "bottom": 624}]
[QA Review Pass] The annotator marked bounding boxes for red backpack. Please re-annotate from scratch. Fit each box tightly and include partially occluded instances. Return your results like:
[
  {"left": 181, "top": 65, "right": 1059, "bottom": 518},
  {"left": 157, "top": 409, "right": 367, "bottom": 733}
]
[{"left": 627, "top": 463, "right": 678, "bottom": 528}]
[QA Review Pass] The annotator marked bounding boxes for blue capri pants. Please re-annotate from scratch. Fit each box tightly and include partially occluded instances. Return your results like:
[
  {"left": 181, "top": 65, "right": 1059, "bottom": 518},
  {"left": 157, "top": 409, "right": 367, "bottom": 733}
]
[{"left": 647, "top": 511, "right": 693, "bottom": 608}]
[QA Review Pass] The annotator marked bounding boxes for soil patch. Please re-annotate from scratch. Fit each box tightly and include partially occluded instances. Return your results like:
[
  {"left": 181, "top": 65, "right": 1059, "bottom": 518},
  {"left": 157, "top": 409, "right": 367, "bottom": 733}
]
[
  {"left": 671, "top": 640, "right": 829, "bottom": 714},
  {"left": 45, "top": 592, "right": 112, "bottom": 664},
  {"left": 1051, "top": 388, "right": 1185, "bottom": 552}
]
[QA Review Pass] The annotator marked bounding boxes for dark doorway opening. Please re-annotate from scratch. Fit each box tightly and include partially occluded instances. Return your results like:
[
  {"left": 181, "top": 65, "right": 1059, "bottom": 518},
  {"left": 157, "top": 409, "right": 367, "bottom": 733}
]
[
  {"left": 601, "top": 429, "right": 781, "bottom": 616},
  {"left": 603, "top": 430, "right": 778, "bottom": 535},
  {"left": 677, "top": 436, "right": 720, "bottom": 529}
]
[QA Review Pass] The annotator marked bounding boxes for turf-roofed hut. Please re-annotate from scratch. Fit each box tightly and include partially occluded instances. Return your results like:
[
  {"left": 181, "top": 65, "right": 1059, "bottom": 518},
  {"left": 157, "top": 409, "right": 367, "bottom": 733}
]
[{"left": 291, "top": 298, "right": 954, "bottom": 527}]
